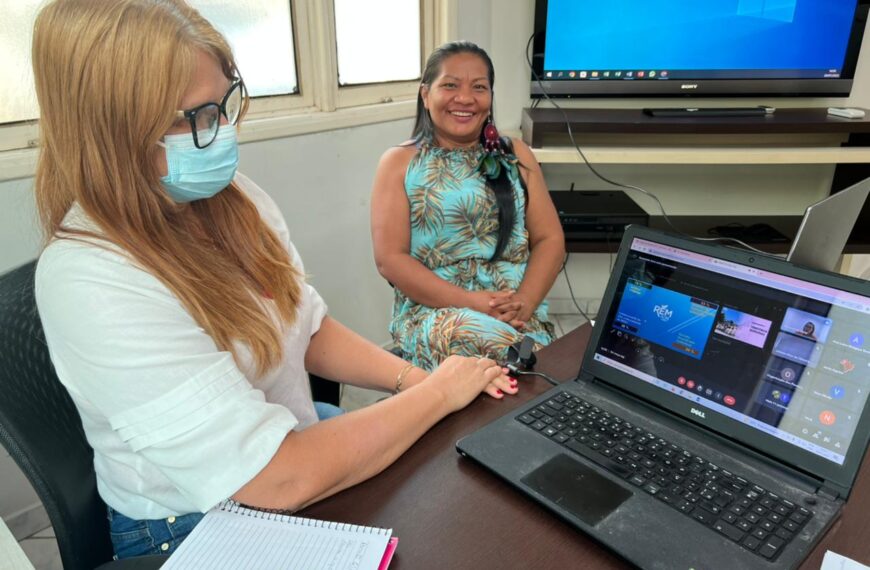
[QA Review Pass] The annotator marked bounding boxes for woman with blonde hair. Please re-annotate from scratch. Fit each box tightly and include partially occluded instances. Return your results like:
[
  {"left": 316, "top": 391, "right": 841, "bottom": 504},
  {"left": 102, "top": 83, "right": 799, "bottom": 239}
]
[{"left": 32, "top": 0, "right": 513, "bottom": 559}]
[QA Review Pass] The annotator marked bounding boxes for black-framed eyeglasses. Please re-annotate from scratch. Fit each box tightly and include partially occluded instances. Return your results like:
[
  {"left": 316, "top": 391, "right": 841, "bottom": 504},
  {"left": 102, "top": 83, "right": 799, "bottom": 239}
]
[{"left": 175, "top": 78, "right": 246, "bottom": 149}]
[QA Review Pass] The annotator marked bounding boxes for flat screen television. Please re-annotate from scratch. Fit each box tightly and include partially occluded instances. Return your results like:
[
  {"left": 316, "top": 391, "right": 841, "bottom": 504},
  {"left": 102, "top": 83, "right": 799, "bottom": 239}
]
[{"left": 531, "top": 0, "right": 868, "bottom": 98}]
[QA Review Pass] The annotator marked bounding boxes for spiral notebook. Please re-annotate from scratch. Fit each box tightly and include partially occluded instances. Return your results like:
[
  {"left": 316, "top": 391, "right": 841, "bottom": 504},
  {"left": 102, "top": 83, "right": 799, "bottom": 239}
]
[{"left": 162, "top": 500, "right": 397, "bottom": 570}]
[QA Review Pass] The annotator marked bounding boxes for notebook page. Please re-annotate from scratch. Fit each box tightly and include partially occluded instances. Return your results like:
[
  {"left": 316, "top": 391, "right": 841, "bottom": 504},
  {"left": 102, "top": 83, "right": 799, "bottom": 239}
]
[{"left": 163, "top": 504, "right": 392, "bottom": 570}]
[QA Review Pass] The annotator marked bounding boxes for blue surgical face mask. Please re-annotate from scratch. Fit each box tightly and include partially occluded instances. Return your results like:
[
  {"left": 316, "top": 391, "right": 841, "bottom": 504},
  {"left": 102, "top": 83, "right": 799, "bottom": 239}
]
[{"left": 158, "top": 126, "right": 239, "bottom": 203}]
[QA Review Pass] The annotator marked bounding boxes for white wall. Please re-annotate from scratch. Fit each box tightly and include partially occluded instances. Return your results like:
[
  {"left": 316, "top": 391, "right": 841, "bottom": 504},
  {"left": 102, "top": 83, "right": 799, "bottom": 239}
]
[
  {"left": 0, "top": 178, "right": 41, "bottom": 272},
  {"left": 238, "top": 119, "right": 411, "bottom": 341}
]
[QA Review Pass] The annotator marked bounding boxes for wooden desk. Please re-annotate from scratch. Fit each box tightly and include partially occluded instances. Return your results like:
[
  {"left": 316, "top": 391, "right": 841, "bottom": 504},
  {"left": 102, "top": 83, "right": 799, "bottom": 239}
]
[{"left": 300, "top": 325, "right": 870, "bottom": 569}]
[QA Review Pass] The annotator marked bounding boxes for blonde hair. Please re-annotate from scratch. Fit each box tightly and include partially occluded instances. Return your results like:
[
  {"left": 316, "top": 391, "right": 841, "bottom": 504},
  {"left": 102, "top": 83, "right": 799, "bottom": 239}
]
[{"left": 33, "top": 0, "right": 302, "bottom": 377}]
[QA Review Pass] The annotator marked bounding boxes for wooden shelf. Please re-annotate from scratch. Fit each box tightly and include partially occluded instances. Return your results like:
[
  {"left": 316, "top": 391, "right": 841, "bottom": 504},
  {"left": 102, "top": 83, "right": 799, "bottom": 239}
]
[
  {"left": 531, "top": 145, "right": 870, "bottom": 165},
  {"left": 522, "top": 107, "right": 870, "bottom": 165},
  {"left": 523, "top": 108, "right": 870, "bottom": 255},
  {"left": 523, "top": 107, "right": 870, "bottom": 142}
]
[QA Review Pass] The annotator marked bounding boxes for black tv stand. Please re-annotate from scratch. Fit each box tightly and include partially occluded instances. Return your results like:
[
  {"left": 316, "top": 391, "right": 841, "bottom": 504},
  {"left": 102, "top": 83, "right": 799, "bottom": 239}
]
[
  {"left": 642, "top": 107, "right": 769, "bottom": 118},
  {"left": 520, "top": 107, "right": 870, "bottom": 147}
]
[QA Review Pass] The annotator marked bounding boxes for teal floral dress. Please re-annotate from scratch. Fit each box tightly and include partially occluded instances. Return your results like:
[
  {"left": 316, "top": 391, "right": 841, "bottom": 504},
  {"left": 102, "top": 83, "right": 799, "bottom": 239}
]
[{"left": 390, "top": 142, "right": 556, "bottom": 371}]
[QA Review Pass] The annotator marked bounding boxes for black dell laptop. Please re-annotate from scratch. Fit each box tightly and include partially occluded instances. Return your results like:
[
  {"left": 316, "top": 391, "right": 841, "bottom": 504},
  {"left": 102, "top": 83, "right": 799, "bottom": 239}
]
[{"left": 457, "top": 225, "right": 870, "bottom": 569}]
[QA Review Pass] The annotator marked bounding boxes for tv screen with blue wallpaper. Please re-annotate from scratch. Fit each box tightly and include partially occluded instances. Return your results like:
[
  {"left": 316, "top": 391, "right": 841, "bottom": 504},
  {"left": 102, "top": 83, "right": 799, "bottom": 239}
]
[{"left": 531, "top": 0, "right": 865, "bottom": 97}]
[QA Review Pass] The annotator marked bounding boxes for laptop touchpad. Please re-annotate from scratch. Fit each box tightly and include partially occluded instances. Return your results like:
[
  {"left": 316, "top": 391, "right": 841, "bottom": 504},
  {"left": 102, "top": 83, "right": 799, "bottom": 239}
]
[{"left": 521, "top": 454, "right": 632, "bottom": 526}]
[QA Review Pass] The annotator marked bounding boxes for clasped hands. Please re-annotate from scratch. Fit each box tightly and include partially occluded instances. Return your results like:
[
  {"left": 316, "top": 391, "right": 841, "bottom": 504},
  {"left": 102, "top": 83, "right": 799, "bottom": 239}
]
[{"left": 466, "top": 289, "right": 532, "bottom": 330}]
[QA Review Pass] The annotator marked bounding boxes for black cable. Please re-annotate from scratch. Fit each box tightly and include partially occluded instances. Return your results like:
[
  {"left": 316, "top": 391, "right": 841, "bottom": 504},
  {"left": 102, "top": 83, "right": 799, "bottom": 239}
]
[
  {"left": 505, "top": 363, "right": 559, "bottom": 386},
  {"left": 606, "top": 230, "right": 615, "bottom": 273},
  {"left": 524, "top": 32, "right": 766, "bottom": 255}
]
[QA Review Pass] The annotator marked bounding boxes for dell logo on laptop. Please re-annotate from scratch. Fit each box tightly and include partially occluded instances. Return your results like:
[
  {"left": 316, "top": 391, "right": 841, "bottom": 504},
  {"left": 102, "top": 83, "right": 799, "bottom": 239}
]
[
  {"left": 681, "top": 84, "right": 698, "bottom": 90},
  {"left": 690, "top": 408, "right": 706, "bottom": 419}
]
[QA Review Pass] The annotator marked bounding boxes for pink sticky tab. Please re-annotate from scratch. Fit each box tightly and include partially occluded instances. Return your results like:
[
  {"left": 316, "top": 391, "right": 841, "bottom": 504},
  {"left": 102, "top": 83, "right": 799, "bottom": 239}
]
[{"left": 378, "top": 536, "right": 398, "bottom": 570}]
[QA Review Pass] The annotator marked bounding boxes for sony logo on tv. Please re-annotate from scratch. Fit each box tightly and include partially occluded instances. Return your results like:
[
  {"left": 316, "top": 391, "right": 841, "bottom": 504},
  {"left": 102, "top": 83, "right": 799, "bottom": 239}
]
[
  {"left": 681, "top": 84, "right": 699, "bottom": 90},
  {"left": 690, "top": 408, "right": 706, "bottom": 419}
]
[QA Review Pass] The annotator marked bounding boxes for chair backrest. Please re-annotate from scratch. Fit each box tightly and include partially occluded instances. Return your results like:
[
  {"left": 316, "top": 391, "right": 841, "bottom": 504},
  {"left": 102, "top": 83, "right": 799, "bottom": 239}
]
[
  {"left": 309, "top": 372, "right": 341, "bottom": 406},
  {"left": 0, "top": 260, "right": 115, "bottom": 570}
]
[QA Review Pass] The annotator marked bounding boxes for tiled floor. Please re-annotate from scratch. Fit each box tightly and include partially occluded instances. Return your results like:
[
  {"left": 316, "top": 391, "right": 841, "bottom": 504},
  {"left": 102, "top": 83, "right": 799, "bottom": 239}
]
[
  {"left": 17, "top": 527, "right": 58, "bottom": 570},
  {"left": 15, "top": 312, "right": 588, "bottom": 569}
]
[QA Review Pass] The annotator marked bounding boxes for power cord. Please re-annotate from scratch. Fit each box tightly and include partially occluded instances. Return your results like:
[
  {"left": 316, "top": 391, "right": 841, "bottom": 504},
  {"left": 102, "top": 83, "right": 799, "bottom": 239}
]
[
  {"left": 606, "top": 230, "right": 615, "bottom": 272},
  {"left": 503, "top": 336, "right": 558, "bottom": 385},
  {"left": 504, "top": 362, "right": 559, "bottom": 386},
  {"left": 524, "top": 32, "right": 766, "bottom": 256}
]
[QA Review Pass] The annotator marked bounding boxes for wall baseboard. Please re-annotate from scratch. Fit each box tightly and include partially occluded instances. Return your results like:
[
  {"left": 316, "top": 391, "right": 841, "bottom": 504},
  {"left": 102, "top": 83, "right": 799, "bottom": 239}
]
[
  {"left": 4, "top": 502, "right": 50, "bottom": 541},
  {"left": 545, "top": 297, "right": 601, "bottom": 317}
]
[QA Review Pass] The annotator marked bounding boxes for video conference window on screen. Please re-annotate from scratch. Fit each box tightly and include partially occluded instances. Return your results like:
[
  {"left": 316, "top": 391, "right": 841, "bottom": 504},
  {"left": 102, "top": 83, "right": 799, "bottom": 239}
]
[
  {"left": 541, "top": 0, "right": 856, "bottom": 81},
  {"left": 593, "top": 240, "right": 870, "bottom": 467}
]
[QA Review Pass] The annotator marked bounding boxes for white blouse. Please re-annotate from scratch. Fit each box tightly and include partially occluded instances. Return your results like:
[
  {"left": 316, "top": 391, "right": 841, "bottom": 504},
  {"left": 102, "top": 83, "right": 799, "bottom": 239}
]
[{"left": 35, "top": 174, "right": 327, "bottom": 519}]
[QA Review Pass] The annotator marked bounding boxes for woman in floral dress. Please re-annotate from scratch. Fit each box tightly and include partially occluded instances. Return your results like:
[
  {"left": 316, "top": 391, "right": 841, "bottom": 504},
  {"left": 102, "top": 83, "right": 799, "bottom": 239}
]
[{"left": 371, "top": 42, "right": 565, "bottom": 391}]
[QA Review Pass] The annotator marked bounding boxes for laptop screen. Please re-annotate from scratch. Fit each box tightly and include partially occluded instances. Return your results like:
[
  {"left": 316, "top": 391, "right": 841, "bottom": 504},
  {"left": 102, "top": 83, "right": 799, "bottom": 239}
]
[{"left": 592, "top": 237, "right": 870, "bottom": 466}]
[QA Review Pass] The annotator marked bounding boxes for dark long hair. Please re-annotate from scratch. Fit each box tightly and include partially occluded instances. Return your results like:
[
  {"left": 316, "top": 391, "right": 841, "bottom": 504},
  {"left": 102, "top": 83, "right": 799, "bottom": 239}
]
[{"left": 411, "top": 41, "right": 527, "bottom": 261}]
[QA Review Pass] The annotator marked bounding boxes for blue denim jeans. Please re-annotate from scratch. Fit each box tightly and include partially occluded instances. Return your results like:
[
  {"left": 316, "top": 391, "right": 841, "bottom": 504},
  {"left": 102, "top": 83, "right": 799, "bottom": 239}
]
[
  {"left": 108, "top": 506, "right": 203, "bottom": 559},
  {"left": 313, "top": 401, "right": 345, "bottom": 420},
  {"left": 109, "top": 400, "right": 346, "bottom": 559}
]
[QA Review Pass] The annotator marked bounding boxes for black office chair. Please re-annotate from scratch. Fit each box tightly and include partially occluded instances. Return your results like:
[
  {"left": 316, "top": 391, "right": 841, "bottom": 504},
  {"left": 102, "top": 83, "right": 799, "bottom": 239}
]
[
  {"left": 0, "top": 260, "right": 167, "bottom": 569},
  {"left": 310, "top": 371, "right": 341, "bottom": 407}
]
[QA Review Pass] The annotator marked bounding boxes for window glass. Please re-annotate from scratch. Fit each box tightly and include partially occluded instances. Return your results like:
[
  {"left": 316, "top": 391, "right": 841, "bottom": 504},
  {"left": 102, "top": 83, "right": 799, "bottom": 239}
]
[
  {"left": 192, "top": 1, "right": 298, "bottom": 97},
  {"left": 0, "top": 1, "right": 298, "bottom": 126},
  {"left": 0, "top": 0, "right": 42, "bottom": 124},
  {"left": 334, "top": 0, "right": 421, "bottom": 86}
]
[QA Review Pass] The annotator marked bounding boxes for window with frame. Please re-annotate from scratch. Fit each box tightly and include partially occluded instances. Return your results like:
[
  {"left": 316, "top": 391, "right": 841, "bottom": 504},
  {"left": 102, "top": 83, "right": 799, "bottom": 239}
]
[
  {"left": 332, "top": 0, "right": 423, "bottom": 108},
  {"left": 0, "top": 0, "right": 446, "bottom": 158}
]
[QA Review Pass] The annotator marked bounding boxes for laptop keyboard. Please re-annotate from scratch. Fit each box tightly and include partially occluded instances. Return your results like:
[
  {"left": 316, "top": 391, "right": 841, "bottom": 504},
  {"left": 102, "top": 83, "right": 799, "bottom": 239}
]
[{"left": 516, "top": 391, "right": 814, "bottom": 562}]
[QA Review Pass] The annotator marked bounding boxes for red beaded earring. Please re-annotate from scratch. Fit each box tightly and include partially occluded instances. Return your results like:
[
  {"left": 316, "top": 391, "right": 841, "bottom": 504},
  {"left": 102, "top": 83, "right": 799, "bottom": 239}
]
[
  {"left": 483, "top": 116, "right": 502, "bottom": 154},
  {"left": 478, "top": 114, "right": 517, "bottom": 181}
]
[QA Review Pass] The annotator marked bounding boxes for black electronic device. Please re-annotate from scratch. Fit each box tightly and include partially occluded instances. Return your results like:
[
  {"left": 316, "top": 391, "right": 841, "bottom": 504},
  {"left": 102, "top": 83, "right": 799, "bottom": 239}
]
[
  {"left": 550, "top": 190, "right": 648, "bottom": 240},
  {"left": 531, "top": 0, "right": 868, "bottom": 98},
  {"left": 708, "top": 223, "right": 790, "bottom": 244},
  {"left": 507, "top": 335, "right": 538, "bottom": 371},
  {"left": 459, "top": 225, "right": 870, "bottom": 569},
  {"left": 643, "top": 107, "right": 770, "bottom": 118}
]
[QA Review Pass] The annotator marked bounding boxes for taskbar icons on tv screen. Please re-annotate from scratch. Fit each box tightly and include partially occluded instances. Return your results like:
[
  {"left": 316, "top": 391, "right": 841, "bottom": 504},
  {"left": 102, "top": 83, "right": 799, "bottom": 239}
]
[{"left": 544, "top": 70, "right": 669, "bottom": 80}]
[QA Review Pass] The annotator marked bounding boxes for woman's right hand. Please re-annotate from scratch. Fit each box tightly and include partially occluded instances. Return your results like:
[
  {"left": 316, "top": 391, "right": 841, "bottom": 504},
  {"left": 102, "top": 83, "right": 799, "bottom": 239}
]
[
  {"left": 464, "top": 290, "right": 515, "bottom": 317},
  {"left": 423, "top": 355, "right": 509, "bottom": 412},
  {"left": 463, "top": 290, "right": 497, "bottom": 315},
  {"left": 464, "top": 290, "right": 526, "bottom": 330}
]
